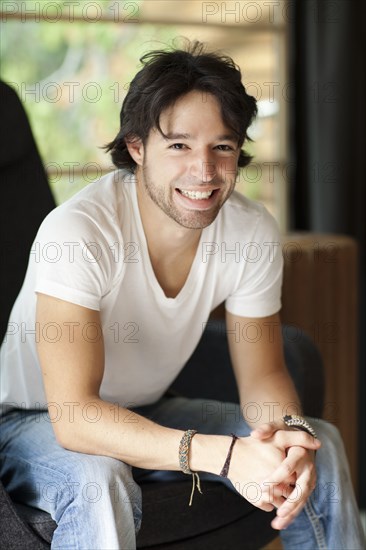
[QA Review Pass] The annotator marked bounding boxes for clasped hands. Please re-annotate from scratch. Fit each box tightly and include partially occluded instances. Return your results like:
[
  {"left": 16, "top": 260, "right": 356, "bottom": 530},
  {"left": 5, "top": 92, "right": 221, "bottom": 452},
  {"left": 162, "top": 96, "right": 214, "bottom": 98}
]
[{"left": 227, "top": 420, "right": 321, "bottom": 530}]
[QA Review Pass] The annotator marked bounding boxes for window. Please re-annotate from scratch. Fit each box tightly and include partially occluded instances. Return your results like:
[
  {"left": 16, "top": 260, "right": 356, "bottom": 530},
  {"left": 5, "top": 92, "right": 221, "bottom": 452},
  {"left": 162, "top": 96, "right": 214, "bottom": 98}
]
[{"left": 1, "top": 0, "right": 288, "bottom": 228}]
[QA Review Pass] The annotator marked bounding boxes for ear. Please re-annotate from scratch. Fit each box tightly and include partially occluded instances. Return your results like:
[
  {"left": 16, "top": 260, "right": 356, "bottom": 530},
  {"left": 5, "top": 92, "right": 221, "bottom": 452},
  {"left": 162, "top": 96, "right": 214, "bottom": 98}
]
[{"left": 125, "top": 137, "right": 144, "bottom": 166}]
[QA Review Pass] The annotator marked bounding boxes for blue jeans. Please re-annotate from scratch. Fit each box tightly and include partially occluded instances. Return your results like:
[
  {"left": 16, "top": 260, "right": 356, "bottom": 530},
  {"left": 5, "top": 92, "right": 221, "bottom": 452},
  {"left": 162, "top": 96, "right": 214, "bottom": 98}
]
[{"left": 0, "top": 397, "right": 364, "bottom": 550}]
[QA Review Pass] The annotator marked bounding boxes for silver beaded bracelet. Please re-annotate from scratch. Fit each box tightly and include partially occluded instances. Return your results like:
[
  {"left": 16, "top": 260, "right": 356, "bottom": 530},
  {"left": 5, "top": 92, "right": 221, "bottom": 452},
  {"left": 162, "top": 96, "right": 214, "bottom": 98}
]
[{"left": 283, "top": 414, "right": 318, "bottom": 438}]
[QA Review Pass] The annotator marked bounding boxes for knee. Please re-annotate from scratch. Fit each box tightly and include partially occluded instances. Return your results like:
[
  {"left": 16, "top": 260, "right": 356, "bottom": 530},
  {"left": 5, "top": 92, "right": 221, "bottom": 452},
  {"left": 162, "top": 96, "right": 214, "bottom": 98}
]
[
  {"left": 72, "top": 454, "right": 141, "bottom": 507},
  {"left": 47, "top": 455, "right": 142, "bottom": 536},
  {"left": 51, "top": 454, "right": 141, "bottom": 516},
  {"left": 310, "top": 418, "right": 351, "bottom": 477},
  {"left": 311, "top": 418, "right": 343, "bottom": 450}
]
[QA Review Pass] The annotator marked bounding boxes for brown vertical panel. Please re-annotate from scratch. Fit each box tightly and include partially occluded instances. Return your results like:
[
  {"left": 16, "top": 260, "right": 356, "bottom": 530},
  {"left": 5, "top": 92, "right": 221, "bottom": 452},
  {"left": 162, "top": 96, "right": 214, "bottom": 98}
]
[{"left": 281, "top": 233, "right": 359, "bottom": 490}]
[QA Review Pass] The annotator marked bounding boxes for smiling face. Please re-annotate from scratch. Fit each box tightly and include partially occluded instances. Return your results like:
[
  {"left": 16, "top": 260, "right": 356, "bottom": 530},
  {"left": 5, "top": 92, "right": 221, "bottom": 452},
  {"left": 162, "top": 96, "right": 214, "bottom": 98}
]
[{"left": 127, "top": 90, "right": 241, "bottom": 230}]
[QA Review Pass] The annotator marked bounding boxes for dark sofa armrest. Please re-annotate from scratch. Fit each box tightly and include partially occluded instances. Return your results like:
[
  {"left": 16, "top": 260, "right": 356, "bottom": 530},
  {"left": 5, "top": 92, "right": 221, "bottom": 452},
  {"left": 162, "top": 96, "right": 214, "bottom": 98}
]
[
  {"left": 170, "top": 320, "right": 324, "bottom": 419},
  {"left": 0, "top": 477, "right": 50, "bottom": 549}
]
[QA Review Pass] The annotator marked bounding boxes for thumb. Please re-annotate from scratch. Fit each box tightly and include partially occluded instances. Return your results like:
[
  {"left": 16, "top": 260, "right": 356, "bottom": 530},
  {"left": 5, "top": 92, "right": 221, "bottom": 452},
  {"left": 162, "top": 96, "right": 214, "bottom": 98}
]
[{"left": 251, "top": 420, "right": 284, "bottom": 440}]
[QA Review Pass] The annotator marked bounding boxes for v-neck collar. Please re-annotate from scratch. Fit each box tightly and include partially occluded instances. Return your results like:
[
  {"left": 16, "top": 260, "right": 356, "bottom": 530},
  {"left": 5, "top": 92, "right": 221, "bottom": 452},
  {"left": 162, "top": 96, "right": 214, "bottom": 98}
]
[{"left": 129, "top": 176, "right": 211, "bottom": 306}]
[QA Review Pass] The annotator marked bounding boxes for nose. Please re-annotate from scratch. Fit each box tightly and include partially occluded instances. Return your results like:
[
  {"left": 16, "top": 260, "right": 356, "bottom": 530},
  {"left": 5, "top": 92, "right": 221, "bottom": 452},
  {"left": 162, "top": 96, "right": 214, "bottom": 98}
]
[{"left": 189, "top": 150, "right": 216, "bottom": 182}]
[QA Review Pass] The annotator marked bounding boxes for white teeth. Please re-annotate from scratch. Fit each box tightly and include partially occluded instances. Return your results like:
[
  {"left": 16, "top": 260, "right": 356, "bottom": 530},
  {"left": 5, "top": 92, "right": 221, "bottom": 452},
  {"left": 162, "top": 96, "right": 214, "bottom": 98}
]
[{"left": 179, "top": 189, "right": 213, "bottom": 200}]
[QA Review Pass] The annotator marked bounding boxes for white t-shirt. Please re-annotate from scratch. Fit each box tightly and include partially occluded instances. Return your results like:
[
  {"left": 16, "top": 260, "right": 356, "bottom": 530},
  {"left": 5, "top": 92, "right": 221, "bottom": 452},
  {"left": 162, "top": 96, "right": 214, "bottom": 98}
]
[{"left": 0, "top": 170, "right": 283, "bottom": 409}]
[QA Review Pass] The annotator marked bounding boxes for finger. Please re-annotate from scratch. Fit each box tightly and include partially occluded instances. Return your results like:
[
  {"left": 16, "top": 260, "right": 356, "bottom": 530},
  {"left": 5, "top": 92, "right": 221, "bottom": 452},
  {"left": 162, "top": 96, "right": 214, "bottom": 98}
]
[
  {"left": 272, "top": 466, "right": 316, "bottom": 530},
  {"left": 268, "top": 495, "right": 286, "bottom": 509},
  {"left": 281, "top": 482, "right": 295, "bottom": 499},
  {"left": 272, "top": 489, "right": 306, "bottom": 529},
  {"left": 239, "top": 479, "right": 285, "bottom": 512},
  {"left": 262, "top": 453, "right": 299, "bottom": 486},
  {"left": 260, "top": 482, "right": 290, "bottom": 508},
  {"left": 270, "top": 446, "right": 316, "bottom": 525},
  {"left": 276, "top": 467, "right": 316, "bottom": 520},
  {"left": 276, "top": 430, "right": 321, "bottom": 451},
  {"left": 255, "top": 501, "right": 275, "bottom": 513},
  {"left": 256, "top": 490, "right": 285, "bottom": 511},
  {"left": 271, "top": 492, "right": 306, "bottom": 530},
  {"left": 277, "top": 483, "right": 306, "bottom": 518},
  {"left": 271, "top": 513, "right": 296, "bottom": 530},
  {"left": 262, "top": 445, "right": 309, "bottom": 487}
]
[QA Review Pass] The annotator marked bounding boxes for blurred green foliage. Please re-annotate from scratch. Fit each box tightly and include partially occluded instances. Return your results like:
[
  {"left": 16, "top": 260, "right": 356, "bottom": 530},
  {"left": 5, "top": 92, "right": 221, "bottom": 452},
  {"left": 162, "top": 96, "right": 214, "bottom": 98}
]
[{"left": 1, "top": 1, "right": 263, "bottom": 204}]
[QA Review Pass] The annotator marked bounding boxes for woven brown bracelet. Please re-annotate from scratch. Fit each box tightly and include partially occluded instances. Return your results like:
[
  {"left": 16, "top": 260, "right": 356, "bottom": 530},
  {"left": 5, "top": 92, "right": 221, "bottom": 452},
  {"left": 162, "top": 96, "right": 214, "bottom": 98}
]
[
  {"left": 219, "top": 433, "right": 238, "bottom": 478},
  {"left": 178, "top": 429, "right": 203, "bottom": 506}
]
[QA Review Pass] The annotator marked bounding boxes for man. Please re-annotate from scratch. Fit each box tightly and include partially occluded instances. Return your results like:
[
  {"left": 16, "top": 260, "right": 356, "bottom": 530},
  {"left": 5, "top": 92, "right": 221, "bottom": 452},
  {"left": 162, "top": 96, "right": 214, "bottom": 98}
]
[{"left": 0, "top": 41, "right": 364, "bottom": 549}]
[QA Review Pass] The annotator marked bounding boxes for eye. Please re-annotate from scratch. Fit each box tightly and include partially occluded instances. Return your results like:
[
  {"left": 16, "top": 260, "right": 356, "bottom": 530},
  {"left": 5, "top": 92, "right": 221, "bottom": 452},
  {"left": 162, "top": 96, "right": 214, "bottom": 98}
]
[
  {"left": 215, "top": 144, "right": 235, "bottom": 151},
  {"left": 169, "top": 143, "right": 187, "bottom": 150}
]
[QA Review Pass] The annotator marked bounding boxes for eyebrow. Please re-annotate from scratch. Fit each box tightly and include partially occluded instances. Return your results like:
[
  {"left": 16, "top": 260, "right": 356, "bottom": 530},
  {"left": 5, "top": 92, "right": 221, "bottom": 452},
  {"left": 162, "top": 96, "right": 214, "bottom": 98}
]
[{"left": 163, "top": 132, "right": 238, "bottom": 142}]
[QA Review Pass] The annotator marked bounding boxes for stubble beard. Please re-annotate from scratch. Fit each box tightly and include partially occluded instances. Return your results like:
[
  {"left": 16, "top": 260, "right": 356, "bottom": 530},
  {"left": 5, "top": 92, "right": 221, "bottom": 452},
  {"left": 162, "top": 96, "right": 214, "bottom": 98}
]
[{"left": 140, "top": 162, "right": 236, "bottom": 230}]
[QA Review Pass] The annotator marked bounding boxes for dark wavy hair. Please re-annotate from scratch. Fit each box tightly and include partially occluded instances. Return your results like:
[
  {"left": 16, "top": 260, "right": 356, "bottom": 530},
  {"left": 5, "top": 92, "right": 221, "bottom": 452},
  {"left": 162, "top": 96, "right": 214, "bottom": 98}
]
[{"left": 105, "top": 40, "right": 257, "bottom": 171}]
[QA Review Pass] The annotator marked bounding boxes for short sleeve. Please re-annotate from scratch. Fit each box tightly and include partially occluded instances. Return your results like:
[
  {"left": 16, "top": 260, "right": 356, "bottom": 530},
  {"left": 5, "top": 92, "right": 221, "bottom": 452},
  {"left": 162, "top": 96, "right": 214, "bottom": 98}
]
[
  {"left": 33, "top": 201, "right": 121, "bottom": 311},
  {"left": 225, "top": 207, "right": 283, "bottom": 318}
]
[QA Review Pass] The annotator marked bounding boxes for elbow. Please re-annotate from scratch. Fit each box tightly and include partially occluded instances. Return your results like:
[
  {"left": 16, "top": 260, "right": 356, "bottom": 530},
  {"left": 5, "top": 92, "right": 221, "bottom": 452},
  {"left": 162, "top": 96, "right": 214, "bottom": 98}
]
[{"left": 52, "top": 422, "right": 82, "bottom": 452}]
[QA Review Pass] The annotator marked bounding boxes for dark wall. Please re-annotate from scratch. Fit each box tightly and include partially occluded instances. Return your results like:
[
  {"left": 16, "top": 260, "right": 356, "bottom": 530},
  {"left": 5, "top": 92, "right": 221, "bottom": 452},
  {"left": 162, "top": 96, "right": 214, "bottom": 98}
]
[{"left": 289, "top": 0, "right": 366, "bottom": 503}]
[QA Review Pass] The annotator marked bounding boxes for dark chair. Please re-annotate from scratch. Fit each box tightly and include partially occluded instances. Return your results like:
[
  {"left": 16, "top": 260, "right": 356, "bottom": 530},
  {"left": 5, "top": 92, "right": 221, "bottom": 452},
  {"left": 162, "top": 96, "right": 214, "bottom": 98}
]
[{"left": 0, "top": 81, "right": 324, "bottom": 550}]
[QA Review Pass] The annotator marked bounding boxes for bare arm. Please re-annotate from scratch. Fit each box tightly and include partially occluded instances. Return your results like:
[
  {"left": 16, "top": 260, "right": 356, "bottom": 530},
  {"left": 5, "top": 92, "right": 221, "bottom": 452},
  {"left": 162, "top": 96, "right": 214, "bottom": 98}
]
[
  {"left": 226, "top": 311, "right": 302, "bottom": 426},
  {"left": 36, "top": 293, "right": 188, "bottom": 470},
  {"left": 225, "top": 310, "right": 320, "bottom": 529}
]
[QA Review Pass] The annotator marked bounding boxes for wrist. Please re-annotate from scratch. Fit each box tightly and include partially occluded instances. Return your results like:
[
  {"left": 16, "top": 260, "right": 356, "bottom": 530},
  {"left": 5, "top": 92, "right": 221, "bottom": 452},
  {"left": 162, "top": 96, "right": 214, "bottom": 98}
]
[
  {"left": 283, "top": 415, "right": 318, "bottom": 438},
  {"left": 189, "top": 433, "right": 233, "bottom": 475}
]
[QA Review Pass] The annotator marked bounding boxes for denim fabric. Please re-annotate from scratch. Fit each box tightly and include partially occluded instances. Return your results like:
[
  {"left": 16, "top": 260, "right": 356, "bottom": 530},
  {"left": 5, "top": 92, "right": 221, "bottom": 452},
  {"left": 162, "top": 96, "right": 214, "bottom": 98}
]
[
  {"left": 0, "top": 409, "right": 141, "bottom": 549},
  {"left": 0, "top": 398, "right": 364, "bottom": 550}
]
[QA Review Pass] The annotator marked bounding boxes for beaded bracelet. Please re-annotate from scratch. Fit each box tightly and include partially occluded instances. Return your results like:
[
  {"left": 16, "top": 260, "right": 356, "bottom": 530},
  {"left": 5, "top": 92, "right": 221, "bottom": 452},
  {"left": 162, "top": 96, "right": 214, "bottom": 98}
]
[
  {"left": 178, "top": 429, "right": 202, "bottom": 506},
  {"left": 283, "top": 415, "right": 318, "bottom": 438}
]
